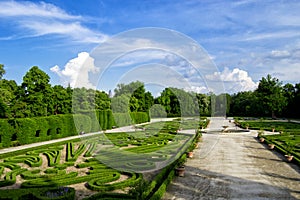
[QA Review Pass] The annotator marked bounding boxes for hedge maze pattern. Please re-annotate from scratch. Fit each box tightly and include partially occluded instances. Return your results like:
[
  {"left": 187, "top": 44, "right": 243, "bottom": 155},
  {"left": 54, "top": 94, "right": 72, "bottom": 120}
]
[{"left": 0, "top": 118, "right": 205, "bottom": 199}]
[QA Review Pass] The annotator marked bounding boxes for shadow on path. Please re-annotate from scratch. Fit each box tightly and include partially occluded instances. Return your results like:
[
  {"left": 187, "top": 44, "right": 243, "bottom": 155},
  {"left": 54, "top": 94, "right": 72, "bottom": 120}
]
[{"left": 163, "top": 166, "right": 298, "bottom": 200}]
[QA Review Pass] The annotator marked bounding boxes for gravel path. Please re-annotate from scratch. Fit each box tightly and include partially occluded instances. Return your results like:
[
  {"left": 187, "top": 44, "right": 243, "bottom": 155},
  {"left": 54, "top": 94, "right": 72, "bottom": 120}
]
[{"left": 163, "top": 117, "right": 300, "bottom": 200}]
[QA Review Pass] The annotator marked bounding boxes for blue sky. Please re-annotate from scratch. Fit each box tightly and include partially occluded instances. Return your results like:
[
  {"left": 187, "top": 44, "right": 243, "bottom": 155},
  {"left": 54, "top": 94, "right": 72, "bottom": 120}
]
[{"left": 0, "top": 0, "right": 300, "bottom": 94}]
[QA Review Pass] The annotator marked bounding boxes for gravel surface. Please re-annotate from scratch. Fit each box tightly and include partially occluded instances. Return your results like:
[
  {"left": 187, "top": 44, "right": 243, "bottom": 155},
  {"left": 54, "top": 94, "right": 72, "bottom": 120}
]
[{"left": 163, "top": 117, "right": 300, "bottom": 200}]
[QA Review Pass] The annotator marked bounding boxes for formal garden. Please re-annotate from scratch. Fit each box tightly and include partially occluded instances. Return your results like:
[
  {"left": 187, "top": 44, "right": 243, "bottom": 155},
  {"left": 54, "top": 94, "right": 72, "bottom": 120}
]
[
  {"left": 235, "top": 118, "right": 300, "bottom": 164},
  {"left": 0, "top": 118, "right": 208, "bottom": 199}
]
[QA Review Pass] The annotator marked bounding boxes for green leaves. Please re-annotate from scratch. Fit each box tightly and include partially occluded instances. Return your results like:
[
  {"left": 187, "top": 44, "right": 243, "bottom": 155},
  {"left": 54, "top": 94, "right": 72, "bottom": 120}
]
[{"left": 256, "top": 74, "right": 287, "bottom": 118}]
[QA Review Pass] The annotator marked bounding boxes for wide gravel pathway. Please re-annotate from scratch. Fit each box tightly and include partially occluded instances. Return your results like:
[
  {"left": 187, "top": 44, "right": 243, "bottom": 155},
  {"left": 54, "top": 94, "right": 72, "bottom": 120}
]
[{"left": 163, "top": 117, "right": 300, "bottom": 200}]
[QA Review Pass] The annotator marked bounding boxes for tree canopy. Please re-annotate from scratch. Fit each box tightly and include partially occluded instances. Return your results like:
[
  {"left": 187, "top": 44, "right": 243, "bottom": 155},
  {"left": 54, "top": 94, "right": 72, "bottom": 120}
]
[{"left": 0, "top": 65, "right": 299, "bottom": 119}]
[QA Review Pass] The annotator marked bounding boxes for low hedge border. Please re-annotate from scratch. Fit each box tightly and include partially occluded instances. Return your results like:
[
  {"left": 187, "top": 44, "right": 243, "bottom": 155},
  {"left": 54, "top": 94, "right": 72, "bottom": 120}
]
[
  {"left": 0, "top": 187, "right": 75, "bottom": 200},
  {"left": 262, "top": 137, "right": 300, "bottom": 166},
  {"left": 86, "top": 172, "right": 142, "bottom": 192},
  {"left": 82, "top": 192, "right": 135, "bottom": 200}
]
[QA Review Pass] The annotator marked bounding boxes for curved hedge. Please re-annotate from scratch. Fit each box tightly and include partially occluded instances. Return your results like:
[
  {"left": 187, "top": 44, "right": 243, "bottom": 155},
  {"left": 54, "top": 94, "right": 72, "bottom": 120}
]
[{"left": 86, "top": 172, "right": 142, "bottom": 192}]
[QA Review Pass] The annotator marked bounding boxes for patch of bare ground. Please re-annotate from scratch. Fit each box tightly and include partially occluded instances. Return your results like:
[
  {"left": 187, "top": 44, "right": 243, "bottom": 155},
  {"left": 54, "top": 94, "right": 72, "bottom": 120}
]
[
  {"left": 60, "top": 144, "right": 67, "bottom": 163},
  {"left": 71, "top": 173, "right": 132, "bottom": 199},
  {"left": 39, "top": 153, "right": 49, "bottom": 172},
  {"left": 120, "top": 144, "right": 137, "bottom": 150},
  {"left": 65, "top": 165, "right": 89, "bottom": 176}
]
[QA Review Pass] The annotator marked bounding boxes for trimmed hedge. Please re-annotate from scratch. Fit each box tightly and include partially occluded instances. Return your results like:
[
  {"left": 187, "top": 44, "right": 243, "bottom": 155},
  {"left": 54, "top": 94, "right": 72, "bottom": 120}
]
[
  {"left": 0, "top": 111, "right": 149, "bottom": 149},
  {"left": 83, "top": 193, "right": 135, "bottom": 200},
  {"left": 0, "top": 187, "right": 75, "bottom": 200},
  {"left": 86, "top": 172, "right": 142, "bottom": 192}
]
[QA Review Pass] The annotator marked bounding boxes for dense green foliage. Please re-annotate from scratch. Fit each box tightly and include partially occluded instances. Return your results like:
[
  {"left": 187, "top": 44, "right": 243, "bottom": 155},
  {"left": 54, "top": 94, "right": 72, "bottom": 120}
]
[
  {"left": 0, "top": 111, "right": 149, "bottom": 148},
  {"left": 0, "top": 119, "right": 204, "bottom": 199},
  {"left": 230, "top": 74, "right": 300, "bottom": 118},
  {"left": 1, "top": 65, "right": 300, "bottom": 120}
]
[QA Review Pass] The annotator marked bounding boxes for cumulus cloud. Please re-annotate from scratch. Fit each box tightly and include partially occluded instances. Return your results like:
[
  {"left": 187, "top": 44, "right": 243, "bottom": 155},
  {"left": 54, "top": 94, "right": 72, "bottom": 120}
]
[
  {"left": 206, "top": 67, "right": 258, "bottom": 93},
  {"left": 50, "top": 52, "right": 99, "bottom": 88},
  {"left": 184, "top": 86, "right": 208, "bottom": 94}
]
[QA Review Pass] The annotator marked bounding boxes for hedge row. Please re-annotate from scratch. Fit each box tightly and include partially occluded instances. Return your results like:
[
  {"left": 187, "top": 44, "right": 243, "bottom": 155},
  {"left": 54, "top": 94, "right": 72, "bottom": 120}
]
[
  {"left": 0, "top": 187, "right": 75, "bottom": 200},
  {"left": 43, "top": 150, "right": 61, "bottom": 167},
  {"left": 83, "top": 193, "right": 135, "bottom": 200},
  {"left": 86, "top": 172, "right": 142, "bottom": 192},
  {"left": 0, "top": 111, "right": 149, "bottom": 148}
]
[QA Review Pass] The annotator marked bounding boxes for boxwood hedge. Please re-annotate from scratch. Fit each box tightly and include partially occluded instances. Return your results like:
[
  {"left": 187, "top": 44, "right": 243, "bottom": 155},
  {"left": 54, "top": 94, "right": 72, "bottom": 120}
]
[{"left": 0, "top": 111, "right": 149, "bottom": 149}]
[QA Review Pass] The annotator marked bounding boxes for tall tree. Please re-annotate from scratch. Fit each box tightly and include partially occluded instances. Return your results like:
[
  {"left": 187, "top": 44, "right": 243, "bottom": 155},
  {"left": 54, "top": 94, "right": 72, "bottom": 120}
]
[
  {"left": 255, "top": 74, "right": 287, "bottom": 118},
  {"left": 52, "top": 85, "right": 72, "bottom": 114},
  {"left": 0, "top": 64, "right": 5, "bottom": 80},
  {"left": 95, "top": 90, "right": 111, "bottom": 110},
  {"left": 21, "top": 66, "right": 53, "bottom": 116},
  {"left": 282, "top": 83, "right": 295, "bottom": 117},
  {"left": 111, "top": 94, "right": 130, "bottom": 113},
  {"left": 113, "top": 81, "right": 153, "bottom": 112}
]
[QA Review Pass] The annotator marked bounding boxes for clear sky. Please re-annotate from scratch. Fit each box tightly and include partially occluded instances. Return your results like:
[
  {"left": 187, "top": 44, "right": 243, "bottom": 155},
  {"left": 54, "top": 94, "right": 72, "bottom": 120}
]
[{"left": 0, "top": 0, "right": 300, "bottom": 94}]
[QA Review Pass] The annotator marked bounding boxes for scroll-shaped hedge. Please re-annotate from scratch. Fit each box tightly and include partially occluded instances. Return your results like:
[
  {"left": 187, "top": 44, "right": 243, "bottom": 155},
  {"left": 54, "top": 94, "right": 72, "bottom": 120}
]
[
  {"left": 0, "top": 168, "right": 27, "bottom": 187},
  {"left": 21, "top": 172, "right": 78, "bottom": 188},
  {"left": 125, "top": 160, "right": 155, "bottom": 171},
  {"left": 43, "top": 149, "right": 61, "bottom": 167},
  {"left": 86, "top": 172, "right": 142, "bottom": 191},
  {"left": 66, "top": 142, "right": 86, "bottom": 162},
  {"left": 21, "top": 169, "right": 66, "bottom": 180},
  {"left": 4, "top": 155, "right": 42, "bottom": 167},
  {"left": 84, "top": 142, "right": 96, "bottom": 157},
  {"left": 87, "top": 172, "right": 121, "bottom": 186}
]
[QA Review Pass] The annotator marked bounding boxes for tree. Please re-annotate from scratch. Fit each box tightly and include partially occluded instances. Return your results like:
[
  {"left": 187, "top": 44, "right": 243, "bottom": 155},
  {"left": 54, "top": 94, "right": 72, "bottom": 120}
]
[
  {"left": 113, "top": 81, "right": 153, "bottom": 113},
  {"left": 196, "top": 93, "right": 210, "bottom": 116},
  {"left": 255, "top": 74, "right": 287, "bottom": 118},
  {"left": 0, "top": 64, "right": 5, "bottom": 80},
  {"left": 114, "top": 81, "right": 144, "bottom": 97},
  {"left": 95, "top": 90, "right": 111, "bottom": 110},
  {"left": 282, "top": 83, "right": 295, "bottom": 117},
  {"left": 156, "top": 88, "right": 180, "bottom": 117},
  {"left": 230, "top": 91, "right": 262, "bottom": 116},
  {"left": 52, "top": 85, "right": 72, "bottom": 114},
  {"left": 0, "top": 76, "right": 18, "bottom": 118},
  {"left": 111, "top": 94, "right": 130, "bottom": 113},
  {"left": 20, "top": 66, "right": 53, "bottom": 116}
]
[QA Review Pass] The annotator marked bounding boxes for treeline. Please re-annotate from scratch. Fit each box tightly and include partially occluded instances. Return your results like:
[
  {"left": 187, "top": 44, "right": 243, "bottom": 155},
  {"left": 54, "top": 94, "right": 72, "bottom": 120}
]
[
  {"left": 229, "top": 74, "right": 300, "bottom": 118},
  {"left": 1, "top": 64, "right": 299, "bottom": 121},
  {"left": 0, "top": 65, "right": 210, "bottom": 119}
]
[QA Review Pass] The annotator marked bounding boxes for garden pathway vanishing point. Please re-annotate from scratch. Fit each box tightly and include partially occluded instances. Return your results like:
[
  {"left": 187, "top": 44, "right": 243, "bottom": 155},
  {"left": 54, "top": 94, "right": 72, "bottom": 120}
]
[{"left": 163, "top": 117, "right": 300, "bottom": 200}]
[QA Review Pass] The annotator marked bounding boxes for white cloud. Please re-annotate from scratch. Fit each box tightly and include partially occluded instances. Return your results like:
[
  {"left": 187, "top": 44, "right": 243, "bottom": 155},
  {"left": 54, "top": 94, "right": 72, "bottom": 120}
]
[
  {"left": 0, "top": 1, "right": 107, "bottom": 43},
  {"left": 22, "top": 21, "right": 107, "bottom": 43},
  {"left": 206, "top": 67, "right": 258, "bottom": 93},
  {"left": 51, "top": 52, "right": 99, "bottom": 89},
  {"left": 270, "top": 50, "right": 291, "bottom": 58},
  {"left": 0, "top": 1, "right": 80, "bottom": 19},
  {"left": 184, "top": 86, "right": 208, "bottom": 94}
]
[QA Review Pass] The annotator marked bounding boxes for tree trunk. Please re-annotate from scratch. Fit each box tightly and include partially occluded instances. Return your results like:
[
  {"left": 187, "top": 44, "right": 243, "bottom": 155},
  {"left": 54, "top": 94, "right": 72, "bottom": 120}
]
[{"left": 271, "top": 110, "right": 276, "bottom": 119}]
